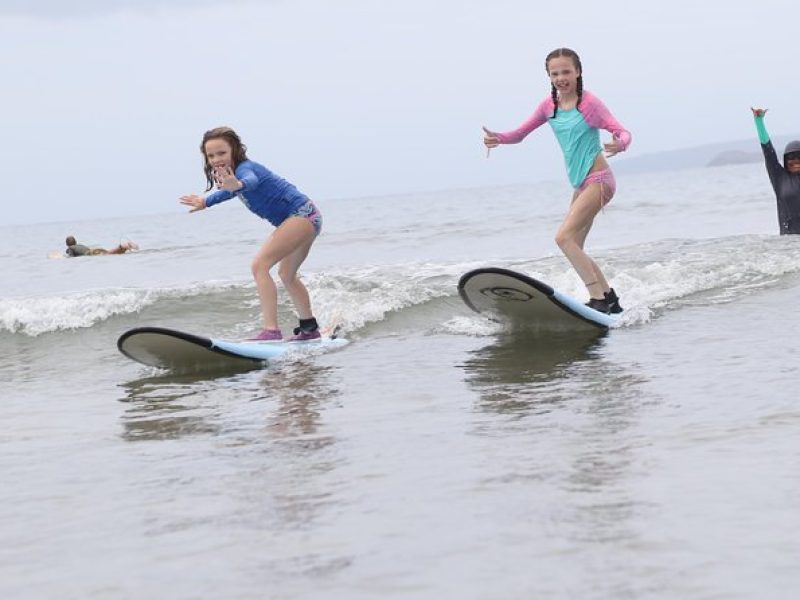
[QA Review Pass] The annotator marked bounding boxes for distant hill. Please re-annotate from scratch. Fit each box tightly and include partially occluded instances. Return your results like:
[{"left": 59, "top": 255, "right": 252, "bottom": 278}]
[
  {"left": 706, "top": 150, "right": 762, "bottom": 167},
  {"left": 614, "top": 133, "right": 800, "bottom": 174}
]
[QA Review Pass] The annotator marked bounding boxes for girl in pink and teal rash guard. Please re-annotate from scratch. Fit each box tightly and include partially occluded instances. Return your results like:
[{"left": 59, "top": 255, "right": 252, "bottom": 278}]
[{"left": 483, "top": 47, "right": 631, "bottom": 315}]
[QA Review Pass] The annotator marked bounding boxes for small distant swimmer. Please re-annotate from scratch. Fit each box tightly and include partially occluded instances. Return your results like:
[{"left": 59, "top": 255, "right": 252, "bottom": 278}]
[
  {"left": 751, "top": 107, "right": 800, "bottom": 234},
  {"left": 65, "top": 236, "right": 139, "bottom": 257}
]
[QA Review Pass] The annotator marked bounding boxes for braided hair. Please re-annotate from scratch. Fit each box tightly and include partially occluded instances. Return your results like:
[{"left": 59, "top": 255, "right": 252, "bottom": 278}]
[{"left": 545, "top": 48, "right": 584, "bottom": 119}]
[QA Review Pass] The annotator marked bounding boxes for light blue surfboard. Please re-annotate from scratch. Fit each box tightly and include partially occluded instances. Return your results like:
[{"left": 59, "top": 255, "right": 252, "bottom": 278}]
[
  {"left": 458, "top": 267, "right": 619, "bottom": 332},
  {"left": 117, "top": 326, "right": 348, "bottom": 372}
]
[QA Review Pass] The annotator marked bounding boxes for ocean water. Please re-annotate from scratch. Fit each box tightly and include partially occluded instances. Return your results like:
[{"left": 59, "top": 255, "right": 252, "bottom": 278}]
[{"left": 2, "top": 162, "right": 800, "bottom": 599}]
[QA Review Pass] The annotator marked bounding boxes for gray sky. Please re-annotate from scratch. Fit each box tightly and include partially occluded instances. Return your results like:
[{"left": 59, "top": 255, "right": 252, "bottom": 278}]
[{"left": 3, "top": 0, "right": 799, "bottom": 225}]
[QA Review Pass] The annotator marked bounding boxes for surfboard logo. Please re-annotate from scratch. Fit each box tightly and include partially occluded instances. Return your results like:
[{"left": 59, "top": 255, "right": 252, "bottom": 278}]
[{"left": 479, "top": 286, "right": 533, "bottom": 302}]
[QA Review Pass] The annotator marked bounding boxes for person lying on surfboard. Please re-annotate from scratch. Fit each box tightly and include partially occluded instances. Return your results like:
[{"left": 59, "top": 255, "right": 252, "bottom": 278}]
[
  {"left": 65, "top": 236, "right": 138, "bottom": 257},
  {"left": 751, "top": 108, "right": 800, "bottom": 234},
  {"left": 179, "top": 127, "right": 323, "bottom": 342},
  {"left": 482, "top": 47, "right": 631, "bottom": 315}
]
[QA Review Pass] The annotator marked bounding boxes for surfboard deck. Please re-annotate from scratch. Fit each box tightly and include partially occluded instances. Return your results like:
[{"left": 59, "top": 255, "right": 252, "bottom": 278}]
[
  {"left": 117, "top": 326, "right": 349, "bottom": 372},
  {"left": 458, "top": 267, "right": 618, "bottom": 332}
]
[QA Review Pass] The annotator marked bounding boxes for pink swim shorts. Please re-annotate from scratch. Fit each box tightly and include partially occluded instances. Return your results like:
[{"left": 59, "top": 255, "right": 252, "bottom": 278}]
[{"left": 577, "top": 168, "right": 616, "bottom": 205}]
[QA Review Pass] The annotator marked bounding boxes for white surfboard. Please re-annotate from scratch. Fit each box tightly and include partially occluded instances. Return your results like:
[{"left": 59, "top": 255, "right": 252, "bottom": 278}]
[
  {"left": 117, "top": 326, "right": 349, "bottom": 372},
  {"left": 458, "top": 267, "right": 619, "bottom": 332}
]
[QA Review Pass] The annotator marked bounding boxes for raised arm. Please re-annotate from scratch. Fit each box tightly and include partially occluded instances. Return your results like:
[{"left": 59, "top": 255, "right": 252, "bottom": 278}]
[
  {"left": 202, "top": 162, "right": 259, "bottom": 207},
  {"left": 751, "top": 107, "right": 770, "bottom": 143},
  {"left": 752, "top": 107, "right": 784, "bottom": 190},
  {"left": 232, "top": 162, "right": 259, "bottom": 193}
]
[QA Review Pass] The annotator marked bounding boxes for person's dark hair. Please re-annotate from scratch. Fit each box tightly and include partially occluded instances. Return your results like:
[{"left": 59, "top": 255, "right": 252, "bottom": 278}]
[
  {"left": 545, "top": 47, "right": 583, "bottom": 119},
  {"left": 200, "top": 127, "right": 249, "bottom": 192},
  {"left": 66, "top": 236, "right": 76, "bottom": 247}
]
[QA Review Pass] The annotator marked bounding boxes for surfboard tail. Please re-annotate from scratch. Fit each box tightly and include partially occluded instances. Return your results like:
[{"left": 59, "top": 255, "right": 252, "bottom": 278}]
[{"left": 458, "top": 267, "right": 617, "bottom": 332}]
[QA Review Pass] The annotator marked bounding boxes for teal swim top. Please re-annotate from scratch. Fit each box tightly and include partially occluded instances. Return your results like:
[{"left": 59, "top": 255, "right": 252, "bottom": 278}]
[{"left": 549, "top": 107, "right": 602, "bottom": 188}]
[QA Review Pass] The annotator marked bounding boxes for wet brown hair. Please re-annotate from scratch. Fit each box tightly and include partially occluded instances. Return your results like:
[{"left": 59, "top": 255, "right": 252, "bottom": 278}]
[
  {"left": 66, "top": 236, "right": 76, "bottom": 247},
  {"left": 545, "top": 47, "right": 583, "bottom": 119},
  {"left": 200, "top": 127, "right": 249, "bottom": 192}
]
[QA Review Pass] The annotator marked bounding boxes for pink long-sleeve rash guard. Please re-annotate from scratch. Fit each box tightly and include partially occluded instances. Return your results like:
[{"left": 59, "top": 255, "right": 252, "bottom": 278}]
[{"left": 495, "top": 90, "right": 631, "bottom": 188}]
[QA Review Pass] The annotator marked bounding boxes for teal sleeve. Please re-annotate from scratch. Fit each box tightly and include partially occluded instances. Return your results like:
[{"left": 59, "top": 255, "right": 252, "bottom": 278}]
[{"left": 754, "top": 115, "right": 770, "bottom": 145}]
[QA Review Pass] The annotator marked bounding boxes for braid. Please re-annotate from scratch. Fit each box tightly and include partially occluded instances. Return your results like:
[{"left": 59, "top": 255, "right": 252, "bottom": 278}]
[
  {"left": 550, "top": 83, "right": 558, "bottom": 119},
  {"left": 576, "top": 75, "right": 584, "bottom": 110}
]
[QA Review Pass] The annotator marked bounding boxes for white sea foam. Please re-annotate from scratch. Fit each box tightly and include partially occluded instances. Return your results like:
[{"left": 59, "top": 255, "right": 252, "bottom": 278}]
[
  {"left": 302, "top": 264, "right": 458, "bottom": 333},
  {"left": 4, "top": 235, "right": 799, "bottom": 338},
  {"left": 0, "top": 282, "right": 247, "bottom": 336}
]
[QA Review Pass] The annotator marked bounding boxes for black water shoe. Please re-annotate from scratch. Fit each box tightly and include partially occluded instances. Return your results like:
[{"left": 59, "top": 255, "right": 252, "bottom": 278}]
[{"left": 605, "top": 288, "right": 623, "bottom": 314}]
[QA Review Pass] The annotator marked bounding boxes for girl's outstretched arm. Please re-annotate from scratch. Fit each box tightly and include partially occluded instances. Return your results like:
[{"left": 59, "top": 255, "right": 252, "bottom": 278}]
[
  {"left": 179, "top": 194, "right": 207, "bottom": 213},
  {"left": 489, "top": 97, "right": 553, "bottom": 145},
  {"left": 483, "top": 126, "right": 501, "bottom": 149}
]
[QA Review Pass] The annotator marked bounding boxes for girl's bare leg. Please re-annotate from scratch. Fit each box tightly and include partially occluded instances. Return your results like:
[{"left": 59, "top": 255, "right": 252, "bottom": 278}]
[
  {"left": 277, "top": 221, "right": 316, "bottom": 320},
  {"left": 251, "top": 218, "right": 316, "bottom": 329},
  {"left": 555, "top": 184, "right": 610, "bottom": 299}
]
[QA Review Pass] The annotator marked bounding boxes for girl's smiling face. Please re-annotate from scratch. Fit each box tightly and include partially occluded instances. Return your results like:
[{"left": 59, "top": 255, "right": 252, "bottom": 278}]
[
  {"left": 547, "top": 56, "right": 580, "bottom": 96},
  {"left": 204, "top": 138, "right": 234, "bottom": 171}
]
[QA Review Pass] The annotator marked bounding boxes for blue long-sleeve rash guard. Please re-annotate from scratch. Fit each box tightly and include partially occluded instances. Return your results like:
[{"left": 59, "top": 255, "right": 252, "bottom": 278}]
[{"left": 205, "top": 160, "right": 309, "bottom": 227}]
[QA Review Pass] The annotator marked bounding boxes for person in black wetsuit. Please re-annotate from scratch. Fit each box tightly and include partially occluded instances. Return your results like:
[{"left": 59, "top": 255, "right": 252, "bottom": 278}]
[{"left": 751, "top": 107, "right": 800, "bottom": 234}]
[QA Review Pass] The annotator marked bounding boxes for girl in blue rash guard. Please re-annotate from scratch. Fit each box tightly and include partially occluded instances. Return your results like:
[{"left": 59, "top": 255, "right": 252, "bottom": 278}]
[
  {"left": 751, "top": 108, "right": 800, "bottom": 234},
  {"left": 180, "top": 127, "right": 323, "bottom": 341}
]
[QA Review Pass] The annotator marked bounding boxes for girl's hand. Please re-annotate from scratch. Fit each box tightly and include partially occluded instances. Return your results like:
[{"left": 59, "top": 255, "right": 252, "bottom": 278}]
[
  {"left": 751, "top": 107, "right": 768, "bottom": 118},
  {"left": 483, "top": 126, "right": 500, "bottom": 148},
  {"left": 604, "top": 139, "right": 622, "bottom": 158},
  {"left": 214, "top": 166, "right": 243, "bottom": 192},
  {"left": 179, "top": 194, "right": 206, "bottom": 213},
  {"left": 482, "top": 126, "right": 500, "bottom": 157}
]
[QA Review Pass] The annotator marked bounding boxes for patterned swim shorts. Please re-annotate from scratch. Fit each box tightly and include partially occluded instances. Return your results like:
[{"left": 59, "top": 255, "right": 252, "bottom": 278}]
[{"left": 292, "top": 200, "right": 323, "bottom": 236}]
